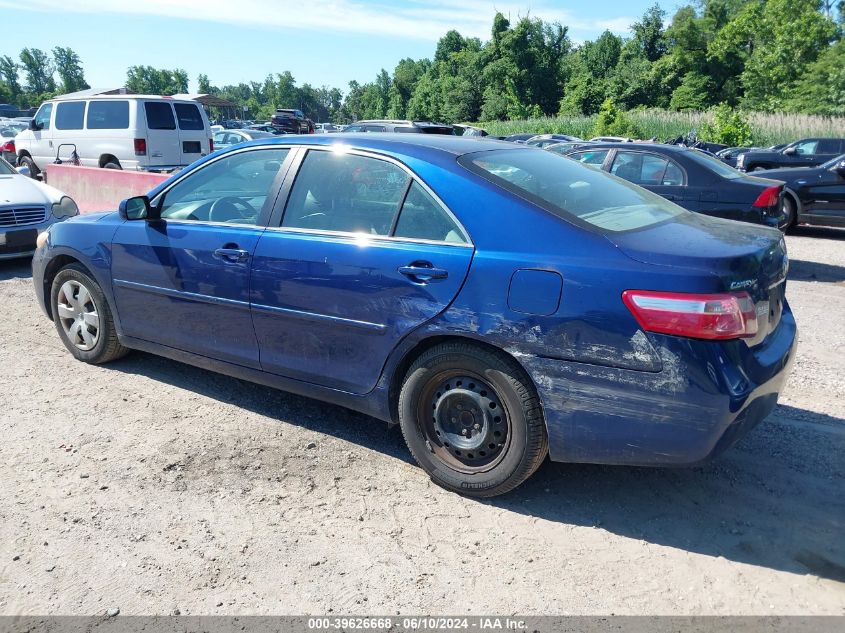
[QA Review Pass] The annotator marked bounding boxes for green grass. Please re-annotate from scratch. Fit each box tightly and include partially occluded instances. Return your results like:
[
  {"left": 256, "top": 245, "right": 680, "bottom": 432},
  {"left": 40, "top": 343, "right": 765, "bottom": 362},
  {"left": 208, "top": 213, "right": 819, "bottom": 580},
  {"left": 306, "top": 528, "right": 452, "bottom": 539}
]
[{"left": 478, "top": 109, "right": 845, "bottom": 146}]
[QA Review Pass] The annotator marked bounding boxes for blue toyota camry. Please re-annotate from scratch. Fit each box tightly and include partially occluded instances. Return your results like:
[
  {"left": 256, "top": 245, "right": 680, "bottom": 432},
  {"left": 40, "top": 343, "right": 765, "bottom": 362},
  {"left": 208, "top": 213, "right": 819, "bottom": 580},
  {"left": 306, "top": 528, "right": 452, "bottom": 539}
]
[{"left": 31, "top": 135, "right": 797, "bottom": 497}]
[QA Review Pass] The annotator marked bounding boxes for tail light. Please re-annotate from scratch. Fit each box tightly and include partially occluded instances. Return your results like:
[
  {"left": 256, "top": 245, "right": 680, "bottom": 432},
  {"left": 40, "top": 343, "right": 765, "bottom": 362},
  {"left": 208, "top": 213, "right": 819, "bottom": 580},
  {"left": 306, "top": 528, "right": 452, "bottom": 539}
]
[
  {"left": 133, "top": 138, "right": 147, "bottom": 156},
  {"left": 622, "top": 290, "right": 758, "bottom": 340},
  {"left": 209, "top": 137, "right": 214, "bottom": 152},
  {"left": 0, "top": 140, "right": 14, "bottom": 153},
  {"left": 753, "top": 185, "right": 781, "bottom": 208}
]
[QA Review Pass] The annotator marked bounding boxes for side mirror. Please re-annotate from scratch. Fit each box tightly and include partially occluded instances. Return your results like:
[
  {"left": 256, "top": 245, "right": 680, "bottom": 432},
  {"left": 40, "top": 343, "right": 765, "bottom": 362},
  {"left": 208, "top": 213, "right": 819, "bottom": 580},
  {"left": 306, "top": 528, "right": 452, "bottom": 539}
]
[
  {"left": 835, "top": 160, "right": 845, "bottom": 176},
  {"left": 783, "top": 147, "right": 796, "bottom": 156},
  {"left": 16, "top": 165, "right": 31, "bottom": 178},
  {"left": 118, "top": 195, "right": 151, "bottom": 220},
  {"left": 28, "top": 119, "right": 40, "bottom": 131}
]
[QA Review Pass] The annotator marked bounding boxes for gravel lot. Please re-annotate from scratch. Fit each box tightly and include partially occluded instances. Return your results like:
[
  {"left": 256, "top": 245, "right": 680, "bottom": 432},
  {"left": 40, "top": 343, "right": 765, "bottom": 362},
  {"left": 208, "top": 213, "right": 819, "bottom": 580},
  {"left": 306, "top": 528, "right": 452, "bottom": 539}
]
[{"left": 0, "top": 226, "right": 843, "bottom": 616}]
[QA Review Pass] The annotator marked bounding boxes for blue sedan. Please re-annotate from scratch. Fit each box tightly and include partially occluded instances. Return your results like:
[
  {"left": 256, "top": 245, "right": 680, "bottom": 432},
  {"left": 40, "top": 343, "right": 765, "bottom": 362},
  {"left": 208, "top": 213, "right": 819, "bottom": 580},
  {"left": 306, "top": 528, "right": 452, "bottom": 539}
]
[{"left": 31, "top": 135, "right": 797, "bottom": 497}]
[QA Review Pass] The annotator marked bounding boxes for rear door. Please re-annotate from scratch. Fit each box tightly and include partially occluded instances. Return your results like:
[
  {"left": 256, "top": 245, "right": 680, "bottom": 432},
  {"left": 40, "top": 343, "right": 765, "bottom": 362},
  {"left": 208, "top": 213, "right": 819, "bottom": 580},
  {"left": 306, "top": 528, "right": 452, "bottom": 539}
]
[
  {"left": 250, "top": 148, "right": 474, "bottom": 394},
  {"left": 609, "top": 150, "right": 687, "bottom": 203},
  {"left": 174, "top": 102, "right": 209, "bottom": 166},
  {"left": 142, "top": 101, "right": 180, "bottom": 167}
]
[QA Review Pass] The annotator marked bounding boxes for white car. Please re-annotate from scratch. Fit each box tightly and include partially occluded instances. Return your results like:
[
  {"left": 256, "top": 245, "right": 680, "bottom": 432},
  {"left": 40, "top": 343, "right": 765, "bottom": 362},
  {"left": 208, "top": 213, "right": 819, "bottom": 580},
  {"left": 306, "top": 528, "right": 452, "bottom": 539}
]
[
  {"left": 0, "top": 158, "right": 78, "bottom": 259},
  {"left": 15, "top": 95, "right": 212, "bottom": 178}
]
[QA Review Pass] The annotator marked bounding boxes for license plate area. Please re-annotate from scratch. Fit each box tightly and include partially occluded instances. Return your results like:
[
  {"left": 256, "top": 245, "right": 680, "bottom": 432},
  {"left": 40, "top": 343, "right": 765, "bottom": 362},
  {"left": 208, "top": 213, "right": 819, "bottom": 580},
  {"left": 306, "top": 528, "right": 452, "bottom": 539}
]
[{"left": 0, "top": 228, "right": 38, "bottom": 247}]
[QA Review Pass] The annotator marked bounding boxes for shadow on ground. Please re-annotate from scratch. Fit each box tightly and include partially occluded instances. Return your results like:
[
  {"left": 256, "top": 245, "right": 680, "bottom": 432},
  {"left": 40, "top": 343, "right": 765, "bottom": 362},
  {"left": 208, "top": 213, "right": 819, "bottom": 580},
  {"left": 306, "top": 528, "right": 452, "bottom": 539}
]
[
  {"left": 0, "top": 257, "right": 33, "bottom": 282},
  {"left": 110, "top": 351, "right": 845, "bottom": 584},
  {"left": 788, "top": 258, "right": 845, "bottom": 283},
  {"left": 791, "top": 225, "right": 845, "bottom": 241}
]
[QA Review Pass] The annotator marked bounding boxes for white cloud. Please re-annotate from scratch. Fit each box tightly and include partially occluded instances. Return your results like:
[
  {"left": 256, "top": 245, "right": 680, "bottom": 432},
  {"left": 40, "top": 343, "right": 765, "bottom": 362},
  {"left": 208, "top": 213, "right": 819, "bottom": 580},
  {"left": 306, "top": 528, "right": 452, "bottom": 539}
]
[{"left": 0, "top": 0, "right": 635, "bottom": 41}]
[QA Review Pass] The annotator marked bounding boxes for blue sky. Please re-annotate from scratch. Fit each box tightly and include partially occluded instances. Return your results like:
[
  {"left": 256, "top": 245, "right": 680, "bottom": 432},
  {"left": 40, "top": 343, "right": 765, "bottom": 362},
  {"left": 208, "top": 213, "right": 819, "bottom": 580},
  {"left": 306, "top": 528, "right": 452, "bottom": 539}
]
[{"left": 0, "top": 0, "right": 679, "bottom": 93}]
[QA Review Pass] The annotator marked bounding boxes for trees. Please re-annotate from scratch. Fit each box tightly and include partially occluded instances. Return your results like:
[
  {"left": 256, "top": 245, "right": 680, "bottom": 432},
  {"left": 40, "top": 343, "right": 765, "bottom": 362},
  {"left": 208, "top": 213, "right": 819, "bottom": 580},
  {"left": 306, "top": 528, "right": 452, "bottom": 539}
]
[
  {"left": 19, "top": 48, "right": 55, "bottom": 95},
  {"left": 53, "top": 46, "right": 89, "bottom": 93},
  {"left": 126, "top": 66, "right": 188, "bottom": 95}
]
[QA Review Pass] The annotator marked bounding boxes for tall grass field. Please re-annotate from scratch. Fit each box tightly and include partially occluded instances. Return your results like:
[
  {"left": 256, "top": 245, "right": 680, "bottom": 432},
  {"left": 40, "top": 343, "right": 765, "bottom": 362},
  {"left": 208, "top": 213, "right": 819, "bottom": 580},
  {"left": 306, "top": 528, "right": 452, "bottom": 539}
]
[{"left": 478, "top": 110, "right": 845, "bottom": 146}]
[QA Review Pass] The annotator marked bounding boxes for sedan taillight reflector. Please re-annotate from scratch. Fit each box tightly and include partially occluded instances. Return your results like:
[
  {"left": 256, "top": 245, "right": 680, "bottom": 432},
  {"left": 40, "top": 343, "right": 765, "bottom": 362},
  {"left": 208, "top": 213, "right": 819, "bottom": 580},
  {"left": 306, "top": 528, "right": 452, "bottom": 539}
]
[
  {"left": 622, "top": 290, "right": 758, "bottom": 340},
  {"left": 0, "top": 140, "right": 14, "bottom": 153}
]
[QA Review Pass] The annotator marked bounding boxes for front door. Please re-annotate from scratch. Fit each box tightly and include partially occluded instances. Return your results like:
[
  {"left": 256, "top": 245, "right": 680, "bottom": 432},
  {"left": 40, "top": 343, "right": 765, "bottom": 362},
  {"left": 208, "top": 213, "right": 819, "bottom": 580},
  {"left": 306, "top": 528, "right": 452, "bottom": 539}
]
[
  {"left": 29, "top": 102, "right": 54, "bottom": 168},
  {"left": 803, "top": 166, "right": 845, "bottom": 219},
  {"left": 250, "top": 148, "right": 474, "bottom": 394},
  {"left": 110, "top": 145, "right": 291, "bottom": 368}
]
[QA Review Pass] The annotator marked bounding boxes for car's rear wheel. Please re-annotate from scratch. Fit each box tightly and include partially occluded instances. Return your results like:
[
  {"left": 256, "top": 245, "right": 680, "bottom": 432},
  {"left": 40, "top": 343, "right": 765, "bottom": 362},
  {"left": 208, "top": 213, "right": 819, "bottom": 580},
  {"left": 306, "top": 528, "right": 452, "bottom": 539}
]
[
  {"left": 103, "top": 161, "right": 121, "bottom": 170},
  {"left": 781, "top": 194, "right": 798, "bottom": 232},
  {"left": 51, "top": 264, "right": 128, "bottom": 364},
  {"left": 398, "top": 342, "right": 548, "bottom": 497}
]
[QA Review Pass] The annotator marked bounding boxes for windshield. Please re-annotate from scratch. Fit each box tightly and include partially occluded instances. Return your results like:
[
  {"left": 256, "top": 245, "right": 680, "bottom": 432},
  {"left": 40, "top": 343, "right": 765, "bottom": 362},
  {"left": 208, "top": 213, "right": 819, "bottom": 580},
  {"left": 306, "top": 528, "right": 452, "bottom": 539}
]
[
  {"left": 460, "top": 149, "right": 685, "bottom": 233},
  {"left": 685, "top": 148, "right": 743, "bottom": 179}
]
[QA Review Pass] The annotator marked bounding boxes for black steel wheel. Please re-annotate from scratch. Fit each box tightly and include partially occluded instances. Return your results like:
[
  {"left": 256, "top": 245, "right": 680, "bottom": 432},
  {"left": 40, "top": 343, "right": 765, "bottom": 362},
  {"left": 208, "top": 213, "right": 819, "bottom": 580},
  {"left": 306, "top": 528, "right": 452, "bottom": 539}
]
[{"left": 398, "top": 341, "right": 548, "bottom": 497}]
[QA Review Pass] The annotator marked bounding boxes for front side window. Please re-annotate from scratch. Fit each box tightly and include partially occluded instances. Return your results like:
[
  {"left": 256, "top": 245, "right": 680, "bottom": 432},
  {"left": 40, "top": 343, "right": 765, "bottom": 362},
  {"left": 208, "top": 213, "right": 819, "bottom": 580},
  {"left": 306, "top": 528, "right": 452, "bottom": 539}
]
[
  {"left": 174, "top": 103, "right": 204, "bottom": 130},
  {"left": 34, "top": 103, "right": 53, "bottom": 130},
  {"left": 144, "top": 102, "right": 175, "bottom": 130},
  {"left": 87, "top": 100, "right": 129, "bottom": 129},
  {"left": 460, "top": 149, "right": 685, "bottom": 233},
  {"left": 55, "top": 101, "right": 85, "bottom": 130},
  {"left": 569, "top": 149, "right": 609, "bottom": 166},
  {"left": 157, "top": 148, "right": 289, "bottom": 225},
  {"left": 282, "top": 150, "right": 410, "bottom": 236},
  {"left": 792, "top": 140, "right": 818, "bottom": 155}
]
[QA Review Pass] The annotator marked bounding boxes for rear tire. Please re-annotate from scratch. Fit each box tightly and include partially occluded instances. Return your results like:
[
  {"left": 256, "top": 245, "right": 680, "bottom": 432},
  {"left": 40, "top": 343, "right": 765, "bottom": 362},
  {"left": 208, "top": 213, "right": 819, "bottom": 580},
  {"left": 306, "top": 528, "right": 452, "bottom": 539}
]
[
  {"left": 51, "top": 264, "right": 129, "bottom": 364},
  {"left": 103, "top": 161, "right": 121, "bottom": 170},
  {"left": 781, "top": 195, "right": 798, "bottom": 232},
  {"left": 398, "top": 342, "right": 548, "bottom": 497}
]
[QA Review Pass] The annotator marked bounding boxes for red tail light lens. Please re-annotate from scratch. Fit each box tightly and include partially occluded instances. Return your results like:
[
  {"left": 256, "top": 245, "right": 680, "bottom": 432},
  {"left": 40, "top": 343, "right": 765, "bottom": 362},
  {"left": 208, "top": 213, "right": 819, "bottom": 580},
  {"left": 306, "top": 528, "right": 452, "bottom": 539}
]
[
  {"left": 622, "top": 290, "right": 758, "bottom": 340},
  {"left": 209, "top": 137, "right": 214, "bottom": 152},
  {"left": 133, "top": 138, "right": 147, "bottom": 156},
  {"left": 753, "top": 185, "right": 781, "bottom": 208},
  {"left": 0, "top": 140, "right": 15, "bottom": 153}
]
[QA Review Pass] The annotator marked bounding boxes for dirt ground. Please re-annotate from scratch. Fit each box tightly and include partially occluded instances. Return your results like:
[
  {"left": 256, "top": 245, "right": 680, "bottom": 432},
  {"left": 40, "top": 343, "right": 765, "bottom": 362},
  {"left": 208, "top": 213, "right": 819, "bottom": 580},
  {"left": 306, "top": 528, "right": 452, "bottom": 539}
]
[{"left": 0, "top": 226, "right": 843, "bottom": 616}]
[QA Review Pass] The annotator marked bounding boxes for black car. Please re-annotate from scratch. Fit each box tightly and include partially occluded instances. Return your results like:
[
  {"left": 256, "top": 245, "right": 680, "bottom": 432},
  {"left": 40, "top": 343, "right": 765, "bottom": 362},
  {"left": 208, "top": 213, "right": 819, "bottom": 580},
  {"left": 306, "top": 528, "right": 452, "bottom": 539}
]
[
  {"left": 344, "top": 120, "right": 454, "bottom": 134},
  {"left": 247, "top": 124, "right": 286, "bottom": 135},
  {"left": 758, "top": 154, "right": 845, "bottom": 230},
  {"left": 502, "top": 133, "right": 538, "bottom": 143},
  {"left": 563, "top": 143, "right": 786, "bottom": 228},
  {"left": 270, "top": 109, "right": 312, "bottom": 134},
  {"left": 736, "top": 138, "right": 845, "bottom": 172},
  {"left": 526, "top": 134, "right": 583, "bottom": 148}
]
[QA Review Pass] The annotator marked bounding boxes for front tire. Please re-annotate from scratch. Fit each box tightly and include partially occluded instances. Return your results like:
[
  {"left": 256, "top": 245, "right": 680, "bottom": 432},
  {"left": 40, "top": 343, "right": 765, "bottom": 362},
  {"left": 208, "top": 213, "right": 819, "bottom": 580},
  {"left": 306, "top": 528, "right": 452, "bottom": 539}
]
[
  {"left": 19, "top": 155, "right": 39, "bottom": 179},
  {"left": 51, "top": 264, "right": 128, "bottom": 364},
  {"left": 398, "top": 342, "right": 548, "bottom": 497}
]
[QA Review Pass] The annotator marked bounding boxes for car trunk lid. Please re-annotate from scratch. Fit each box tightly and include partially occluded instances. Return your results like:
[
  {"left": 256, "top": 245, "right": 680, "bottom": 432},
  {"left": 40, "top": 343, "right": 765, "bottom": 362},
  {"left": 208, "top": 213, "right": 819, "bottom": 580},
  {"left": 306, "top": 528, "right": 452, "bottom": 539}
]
[{"left": 608, "top": 213, "right": 789, "bottom": 343}]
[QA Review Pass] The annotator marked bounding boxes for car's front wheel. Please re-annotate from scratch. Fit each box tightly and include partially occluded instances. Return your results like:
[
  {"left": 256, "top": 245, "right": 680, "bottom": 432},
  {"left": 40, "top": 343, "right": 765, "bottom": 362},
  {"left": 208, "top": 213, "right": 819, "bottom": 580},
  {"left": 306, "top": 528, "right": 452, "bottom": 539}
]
[
  {"left": 398, "top": 342, "right": 548, "bottom": 497},
  {"left": 51, "top": 264, "right": 128, "bottom": 364}
]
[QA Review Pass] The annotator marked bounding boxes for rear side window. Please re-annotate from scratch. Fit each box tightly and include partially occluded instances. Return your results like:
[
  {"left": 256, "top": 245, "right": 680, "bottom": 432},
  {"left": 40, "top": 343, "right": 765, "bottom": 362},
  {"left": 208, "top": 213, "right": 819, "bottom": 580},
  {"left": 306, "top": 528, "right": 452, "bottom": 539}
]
[
  {"left": 569, "top": 149, "right": 608, "bottom": 166},
  {"left": 394, "top": 182, "right": 467, "bottom": 243},
  {"left": 611, "top": 152, "right": 671, "bottom": 185},
  {"left": 460, "top": 149, "right": 684, "bottom": 233},
  {"left": 144, "top": 102, "right": 175, "bottom": 130},
  {"left": 87, "top": 101, "right": 129, "bottom": 129},
  {"left": 282, "top": 150, "right": 410, "bottom": 236},
  {"left": 174, "top": 103, "right": 204, "bottom": 131},
  {"left": 817, "top": 139, "right": 841, "bottom": 154},
  {"left": 54, "top": 101, "right": 85, "bottom": 130}
]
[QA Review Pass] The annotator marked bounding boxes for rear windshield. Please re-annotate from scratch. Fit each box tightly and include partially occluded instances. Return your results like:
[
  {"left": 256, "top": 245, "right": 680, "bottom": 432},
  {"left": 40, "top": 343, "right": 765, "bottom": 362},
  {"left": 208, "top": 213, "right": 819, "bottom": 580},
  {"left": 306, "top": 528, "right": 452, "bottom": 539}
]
[
  {"left": 459, "top": 149, "right": 685, "bottom": 233},
  {"left": 174, "top": 103, "right": 204, "bottom": 130},
  {"left": 87, "top": 100, "right": 129, "bottom": 129},
  {"left": 685, "top": 148, "right": 742, "bottom": 179}
]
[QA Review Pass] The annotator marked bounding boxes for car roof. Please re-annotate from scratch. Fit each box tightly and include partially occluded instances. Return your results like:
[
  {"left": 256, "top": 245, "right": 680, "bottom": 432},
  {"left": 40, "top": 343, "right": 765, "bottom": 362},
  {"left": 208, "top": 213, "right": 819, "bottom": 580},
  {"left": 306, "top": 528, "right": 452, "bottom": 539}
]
[
  {"left": 567, "top": 142, "right": 690, "bottom": 154},
  {"left": 229, "top": 132, "right": 525, "bottom": 157}
]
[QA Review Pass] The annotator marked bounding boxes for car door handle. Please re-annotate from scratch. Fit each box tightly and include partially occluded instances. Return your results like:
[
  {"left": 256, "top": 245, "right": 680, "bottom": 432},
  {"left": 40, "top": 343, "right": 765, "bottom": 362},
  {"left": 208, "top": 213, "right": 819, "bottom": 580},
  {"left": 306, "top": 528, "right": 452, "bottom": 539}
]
[
  {"left": 213, "top": 247, "right": 250, "bottom": 263},
  {"left": 399, "top": 264, "right": 448, "bottom": 282}
]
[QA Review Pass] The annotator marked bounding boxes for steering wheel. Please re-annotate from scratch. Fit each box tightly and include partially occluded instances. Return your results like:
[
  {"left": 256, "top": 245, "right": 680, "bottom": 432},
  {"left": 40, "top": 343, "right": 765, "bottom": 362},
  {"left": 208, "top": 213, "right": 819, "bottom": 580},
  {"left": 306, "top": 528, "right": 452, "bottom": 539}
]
[{"left": 209, "top": 196, "right": 256, "bottom": 223}]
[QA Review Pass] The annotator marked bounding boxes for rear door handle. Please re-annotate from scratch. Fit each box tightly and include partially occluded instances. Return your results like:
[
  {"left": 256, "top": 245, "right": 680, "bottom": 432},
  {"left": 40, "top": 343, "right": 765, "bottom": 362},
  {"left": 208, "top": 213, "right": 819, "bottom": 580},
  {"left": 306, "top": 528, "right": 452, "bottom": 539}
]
[
  {"left": 214, "top": 247, "right": 250, "bottom": 263},
  {"left": 399, "top": 264, "right": 448, "bottom": 282}
]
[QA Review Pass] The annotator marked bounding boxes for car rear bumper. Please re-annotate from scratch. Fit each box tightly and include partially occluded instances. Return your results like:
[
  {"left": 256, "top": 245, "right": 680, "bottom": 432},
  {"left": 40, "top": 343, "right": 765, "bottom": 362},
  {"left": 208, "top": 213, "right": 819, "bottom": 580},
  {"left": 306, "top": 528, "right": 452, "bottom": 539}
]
[{"left": 521, "top": 306, "right": 798, "bottom": 466}]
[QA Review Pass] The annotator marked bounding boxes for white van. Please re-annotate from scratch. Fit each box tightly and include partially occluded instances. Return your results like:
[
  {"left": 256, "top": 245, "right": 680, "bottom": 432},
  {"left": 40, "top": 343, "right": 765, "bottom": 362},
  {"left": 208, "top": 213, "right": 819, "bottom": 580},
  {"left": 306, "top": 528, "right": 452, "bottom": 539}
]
[{"left": 15, "top": 95, "right": 213, "bottom": 176}]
